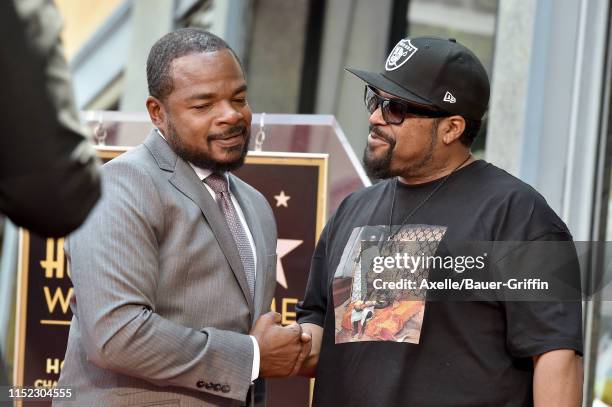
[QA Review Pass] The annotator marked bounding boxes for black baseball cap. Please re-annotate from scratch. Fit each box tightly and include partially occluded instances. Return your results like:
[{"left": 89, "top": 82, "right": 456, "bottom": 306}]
[{"left": 346, "top": 36, "right": 490, "bottom": 121}]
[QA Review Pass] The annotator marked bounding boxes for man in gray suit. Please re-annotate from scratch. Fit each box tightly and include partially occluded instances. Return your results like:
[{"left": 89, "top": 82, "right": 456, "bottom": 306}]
[{"left": 55, "top": 29, "right": 310, "bottom": 406}]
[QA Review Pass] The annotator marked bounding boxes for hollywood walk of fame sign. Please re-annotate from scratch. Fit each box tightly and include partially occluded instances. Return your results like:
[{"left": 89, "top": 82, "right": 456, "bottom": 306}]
[{"left": 13, "top": 148, "right": 327, "bottom": 407}]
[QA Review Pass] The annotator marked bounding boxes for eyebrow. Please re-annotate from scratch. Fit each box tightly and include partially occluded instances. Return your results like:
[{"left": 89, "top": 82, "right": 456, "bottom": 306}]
[
  {"left": 233, "top": 84, "right": 248, "bottom": 95},
  {"left": 187, "top": 84, "right": 248, "bottom": 101}
]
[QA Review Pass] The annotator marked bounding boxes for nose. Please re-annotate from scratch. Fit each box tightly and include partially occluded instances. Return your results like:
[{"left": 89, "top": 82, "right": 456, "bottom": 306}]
[
  {"left": 216, "top": 100, "right": 244, "bottom": 126},
  {"left": 368, "top": 104, "right": 386, "bottom": 127}
]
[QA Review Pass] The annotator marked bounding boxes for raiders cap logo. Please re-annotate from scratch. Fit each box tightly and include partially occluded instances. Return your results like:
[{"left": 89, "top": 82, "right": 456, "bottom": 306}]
[{"left": 385, "top": 39, "right": 418, "bottom": 71}]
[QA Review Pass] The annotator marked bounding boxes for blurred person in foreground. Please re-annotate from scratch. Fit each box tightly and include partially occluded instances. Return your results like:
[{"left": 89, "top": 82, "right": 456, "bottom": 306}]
[
  {"left": 296, "top": 36, "right": 583, "bottom": 406},
  {"left": 0, "top": 0, "right": 100, "bottom": 236},
  {"left": 55, "top": 28, "right": 310, "bottom": 407},
  {"left": 0, "top": 0, "right": 101, "bottom": 391}
]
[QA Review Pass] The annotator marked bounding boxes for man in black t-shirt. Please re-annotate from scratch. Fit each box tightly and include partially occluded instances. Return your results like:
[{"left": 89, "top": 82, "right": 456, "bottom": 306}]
[{"left": 296, "top": 36, "right": 583, "bottom": 406}]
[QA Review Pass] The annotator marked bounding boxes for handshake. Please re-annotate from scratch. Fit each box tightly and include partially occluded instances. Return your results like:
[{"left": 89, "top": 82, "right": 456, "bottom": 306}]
[{"left": 250, "top": 312, "right": 312, "bottom": 377}]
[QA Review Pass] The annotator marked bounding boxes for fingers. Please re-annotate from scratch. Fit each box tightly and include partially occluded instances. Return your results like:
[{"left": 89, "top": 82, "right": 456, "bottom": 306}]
[
  {"left": 251, "top": 312, "right": 282, "bottom": 340},
  {"left": 260, "top": 311, "right": 281, "bottom": 323},
  {"left": 258, "top": 311, "right": 281, "bottom": 324},
  {"left": 271, "top": 312, "right": 282, "bottom": 324},
  {"left": 257, "top": 322, "right": 312, "bottom": 377},
  {"left": 256, "top": 312, "right": 281, "bottom": 328},
  {"left": 281, "top": 323, "right": 302, "bottom": 339},
  {"left": 290, "top": 337, "right": 312, "bottom": 376}
]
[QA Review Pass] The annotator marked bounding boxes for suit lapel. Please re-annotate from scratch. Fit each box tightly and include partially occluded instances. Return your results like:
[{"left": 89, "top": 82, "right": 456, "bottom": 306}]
[
  {"left": 144, "top": 132, "right": 255, "bottom": 314},
  {"left": 230, "top": 175, "right": 268, "bottom": 321}
]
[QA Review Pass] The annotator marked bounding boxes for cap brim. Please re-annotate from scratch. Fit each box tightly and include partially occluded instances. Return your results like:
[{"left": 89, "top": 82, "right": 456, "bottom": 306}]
[{"left": 345, "top": 67, "right": 433, "bottom": 107}]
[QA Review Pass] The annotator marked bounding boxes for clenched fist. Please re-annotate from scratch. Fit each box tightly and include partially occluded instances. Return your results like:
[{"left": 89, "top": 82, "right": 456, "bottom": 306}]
[{"left": 250, "top": 312, "right": 312, "bottom": 377}]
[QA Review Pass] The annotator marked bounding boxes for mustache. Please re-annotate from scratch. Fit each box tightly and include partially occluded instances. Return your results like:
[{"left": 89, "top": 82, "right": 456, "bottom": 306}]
[
  {"left": 369, "top": 124, "right": 395, "bottom": 146},
  {"left": 208, "top": 124, "right": 248, "bottom": 140}
]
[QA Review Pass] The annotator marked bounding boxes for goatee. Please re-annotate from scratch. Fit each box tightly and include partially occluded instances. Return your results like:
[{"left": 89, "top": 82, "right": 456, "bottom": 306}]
[
  {"left": 362, "top": 121, "right": 439, "bottom": 180},
  {"left": 363, "top": 124, "right": 396, "bottom": 179},
  {"left": 166, "top": 121, "right": 250, "bottom": 172}
]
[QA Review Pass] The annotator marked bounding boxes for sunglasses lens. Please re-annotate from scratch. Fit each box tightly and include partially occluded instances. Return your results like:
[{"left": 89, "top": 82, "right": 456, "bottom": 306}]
[
  {"left": 364, "top": 88, "right": 378, "bottom": 113},
  {"left": 364, "top": 85, "right": 440, "bottom": 124},
  {"left": 383, "top": 100, "right": 407, "bottom": 124}
]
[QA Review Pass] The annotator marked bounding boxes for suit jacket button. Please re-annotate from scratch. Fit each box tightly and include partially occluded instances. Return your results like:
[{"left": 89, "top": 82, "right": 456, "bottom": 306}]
[
  {"left": 221, "top": 385, "right": 231, "bottom": 393},
  {"left": 196, "top": 381, "right": 205, "bottom": 388},
  {"left": 213, "top": 383, "right": 222, "bottom": 391},
  {"left": 205, "top": 382, "right": 214, "bottom": 390}
]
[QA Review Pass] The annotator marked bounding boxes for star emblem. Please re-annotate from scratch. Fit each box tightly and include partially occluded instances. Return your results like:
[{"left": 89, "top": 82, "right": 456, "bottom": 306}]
[
  {"left": 274, "top": 190, "right": 291, "bottom": 207},
  {"left": 276, "top": 239, "right": 303, "bottom": 288}
]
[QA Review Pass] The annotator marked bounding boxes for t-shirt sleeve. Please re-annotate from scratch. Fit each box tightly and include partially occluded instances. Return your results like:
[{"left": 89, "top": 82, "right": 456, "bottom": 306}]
[
  {"left": 296, "top": 218, "right": 333, "bottom": 327},
  {"left": 501, "top": 232, "right": 583, "bottom": 358}
]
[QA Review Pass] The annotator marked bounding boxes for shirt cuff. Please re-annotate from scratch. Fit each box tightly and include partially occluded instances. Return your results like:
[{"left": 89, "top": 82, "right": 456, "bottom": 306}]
[{"left": 249, "top": 335, "right": 260, "bottom": 381}]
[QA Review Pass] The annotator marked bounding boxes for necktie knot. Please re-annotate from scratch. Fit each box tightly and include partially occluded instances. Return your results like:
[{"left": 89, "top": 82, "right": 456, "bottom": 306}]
[{"left": 204, "top": 173, "right": 229, "bottom": 194}]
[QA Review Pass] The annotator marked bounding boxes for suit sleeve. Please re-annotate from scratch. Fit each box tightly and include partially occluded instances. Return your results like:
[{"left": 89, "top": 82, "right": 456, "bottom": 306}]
[
  {"left": 67, "top": 160, "right": 254, "bottom": 402},
  {"left": 0, "top": 0, "right": 100, "bottom": 237}
]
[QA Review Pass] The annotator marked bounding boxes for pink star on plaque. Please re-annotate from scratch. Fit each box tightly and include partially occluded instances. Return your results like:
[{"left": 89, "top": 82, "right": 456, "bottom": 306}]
[{"left": 276, "top": 239, "right": 303, "bottom": 288}]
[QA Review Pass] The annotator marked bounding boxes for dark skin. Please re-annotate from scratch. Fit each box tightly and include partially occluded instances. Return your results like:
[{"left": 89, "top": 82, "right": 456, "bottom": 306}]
[
  {"left": 365, "top": 88, "right": 473, "bottom": 184},
  {"left": 146, "top": 50, "right": 251, "bottom": 167},
  {"left": 146, "top": 49, "right": 311, "bottom": 377},
  {"left": 250, "top": 312, "right": 311, "bottom": 377}
]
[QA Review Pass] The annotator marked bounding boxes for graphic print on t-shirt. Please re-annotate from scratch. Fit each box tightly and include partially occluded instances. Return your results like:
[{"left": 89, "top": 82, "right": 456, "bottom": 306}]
[{"left": 332, "top": 224, "right": 446, "bottom": 344}]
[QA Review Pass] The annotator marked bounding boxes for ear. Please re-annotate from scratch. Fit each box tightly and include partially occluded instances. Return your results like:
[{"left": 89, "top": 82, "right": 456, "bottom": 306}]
[
  {"left": 146, "top": 96, "right": 166, "bottom": 130},
  {"left": 439, "top": 116, "right": 466, "bottom": 145}
]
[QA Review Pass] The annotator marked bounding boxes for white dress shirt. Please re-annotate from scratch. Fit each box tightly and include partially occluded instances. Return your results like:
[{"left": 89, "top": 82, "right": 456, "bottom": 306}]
[{"left": 156, "top": 129, "right": 260, "bottom": 381}]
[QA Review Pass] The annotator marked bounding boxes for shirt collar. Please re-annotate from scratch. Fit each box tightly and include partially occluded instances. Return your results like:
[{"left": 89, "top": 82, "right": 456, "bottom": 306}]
[{"left": 155, "top": 128, "right": 227, "bottom": 182}]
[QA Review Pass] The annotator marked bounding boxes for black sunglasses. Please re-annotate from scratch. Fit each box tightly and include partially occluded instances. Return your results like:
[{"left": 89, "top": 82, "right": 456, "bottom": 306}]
[{"left": 363, "top": 85, "right": 450, "bottom": 125}]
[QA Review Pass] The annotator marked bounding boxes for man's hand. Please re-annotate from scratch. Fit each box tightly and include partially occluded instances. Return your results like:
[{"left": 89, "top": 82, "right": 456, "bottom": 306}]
[
  {"left": 250, "top": 312, "right": 312, "bottom": 377},
  {"left": 297, "top": 323, "right": 323, "bottom": 377}
]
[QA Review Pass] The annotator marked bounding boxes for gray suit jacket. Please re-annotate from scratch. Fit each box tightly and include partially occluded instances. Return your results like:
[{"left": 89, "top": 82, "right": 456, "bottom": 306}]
[{"left": 55, "top": 132, "right": 277, "bottom": 406}]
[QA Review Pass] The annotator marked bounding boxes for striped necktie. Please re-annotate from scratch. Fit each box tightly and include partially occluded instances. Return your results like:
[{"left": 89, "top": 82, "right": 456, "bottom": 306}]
[{"left": 204, "top": 173, "right": 256, "bottom": 297}]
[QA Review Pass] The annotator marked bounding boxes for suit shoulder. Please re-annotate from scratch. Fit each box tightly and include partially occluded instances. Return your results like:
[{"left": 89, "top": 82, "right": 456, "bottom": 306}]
[
  {"left": 97, "top": 146, "right": 167, "bottom": 212},
  {"left": 101, "top": 145, "right": 161, "bottom": 180},
  {"left": 102, "top": 144, "right": 150, "bottom": 168}
]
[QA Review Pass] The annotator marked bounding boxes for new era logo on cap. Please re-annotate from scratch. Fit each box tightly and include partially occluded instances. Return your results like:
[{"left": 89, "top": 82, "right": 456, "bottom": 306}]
[{"left": 443, "top": 91, "right": 456, "bottom": 104}]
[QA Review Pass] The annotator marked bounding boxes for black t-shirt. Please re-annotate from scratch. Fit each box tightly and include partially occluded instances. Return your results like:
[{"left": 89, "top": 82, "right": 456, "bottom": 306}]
[{"left": 297, "top": 160, "right": 582, "bottom": 407}]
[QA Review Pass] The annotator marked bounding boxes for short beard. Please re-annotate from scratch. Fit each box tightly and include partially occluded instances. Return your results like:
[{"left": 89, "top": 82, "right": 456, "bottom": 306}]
[
  {"left": 362, "top": 119, "right": 439, "bottom": 180},
  {"left": 165, "top": 119, "right": 250, "bottom": 172}
]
